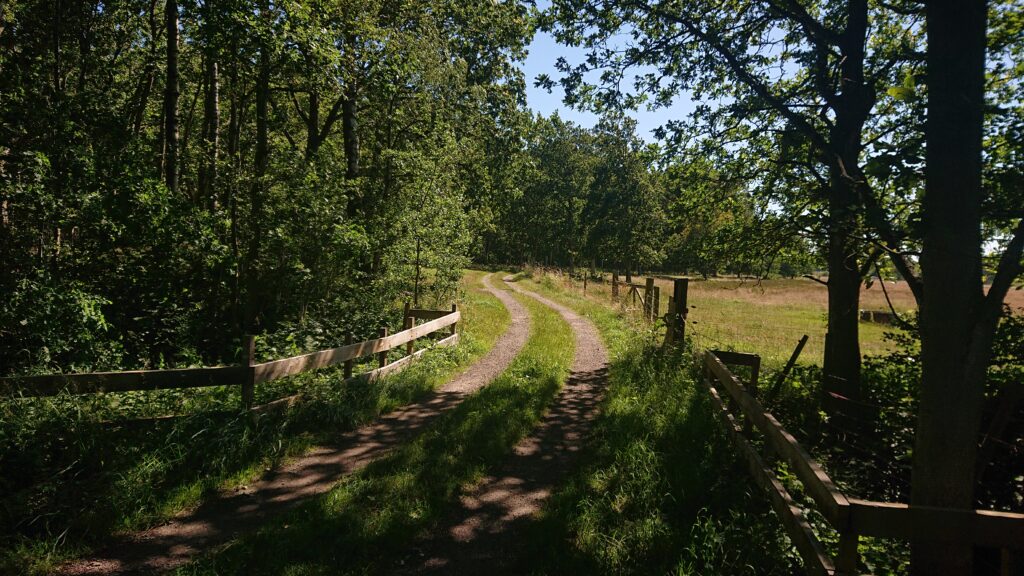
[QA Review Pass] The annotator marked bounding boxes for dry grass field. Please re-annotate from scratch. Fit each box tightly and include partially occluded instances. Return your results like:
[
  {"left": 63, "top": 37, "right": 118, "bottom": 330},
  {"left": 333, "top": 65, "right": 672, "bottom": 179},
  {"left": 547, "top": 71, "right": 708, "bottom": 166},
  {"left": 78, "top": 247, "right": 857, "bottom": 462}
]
[{"left": 548, "top": 270, "right": 1024, "bottom": 368}]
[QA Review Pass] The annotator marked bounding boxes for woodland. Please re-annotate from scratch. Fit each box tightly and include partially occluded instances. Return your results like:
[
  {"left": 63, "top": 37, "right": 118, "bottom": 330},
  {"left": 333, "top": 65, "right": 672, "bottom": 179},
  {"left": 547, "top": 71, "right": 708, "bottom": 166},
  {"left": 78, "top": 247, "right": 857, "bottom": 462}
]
[{"left": 0, "top": 0, "right": 1022, "bottom": 575}]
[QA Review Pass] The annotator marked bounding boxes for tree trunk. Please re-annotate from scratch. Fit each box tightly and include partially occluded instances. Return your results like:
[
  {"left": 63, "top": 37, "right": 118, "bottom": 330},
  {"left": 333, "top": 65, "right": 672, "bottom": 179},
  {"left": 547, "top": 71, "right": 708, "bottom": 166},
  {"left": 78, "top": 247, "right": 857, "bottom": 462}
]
[
  {"left": 246, "top": 43, "right": 270, "bottom": 331},
  {"left": 910, "top": 1, "right": 989, "bottom": 574},
  {"left": 199, "top": 58, "right": 219, "bottom": 206},
  {"left": 305, "top": 89, "right": 320, "bottom": 161},
  {"left": 162, "top": 0, "right": 179, "bottom": 192},
  {"left": 822, "top": 175, "right": 863, "bottom": 403},
  {"left": 342, "top": 86, "right": 358, "bottom": 179}
]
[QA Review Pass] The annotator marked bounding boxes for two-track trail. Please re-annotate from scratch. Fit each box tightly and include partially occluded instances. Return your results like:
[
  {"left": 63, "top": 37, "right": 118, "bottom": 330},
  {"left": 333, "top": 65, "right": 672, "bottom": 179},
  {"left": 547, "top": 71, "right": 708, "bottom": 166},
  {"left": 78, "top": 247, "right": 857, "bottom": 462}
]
[
  {"left": 60, "top": 274, "right": 530, "bottom": 575},
  {"left": 397, "top": 277, "right": 610, "bottom": 574}
]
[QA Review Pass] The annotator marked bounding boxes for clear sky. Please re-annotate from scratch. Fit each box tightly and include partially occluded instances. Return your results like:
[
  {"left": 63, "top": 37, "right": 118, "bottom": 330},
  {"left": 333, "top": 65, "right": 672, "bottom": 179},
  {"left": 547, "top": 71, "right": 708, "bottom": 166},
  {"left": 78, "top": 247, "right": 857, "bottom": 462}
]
[{"left": 520, "top": 22, "right": 699, "bottom": 142}]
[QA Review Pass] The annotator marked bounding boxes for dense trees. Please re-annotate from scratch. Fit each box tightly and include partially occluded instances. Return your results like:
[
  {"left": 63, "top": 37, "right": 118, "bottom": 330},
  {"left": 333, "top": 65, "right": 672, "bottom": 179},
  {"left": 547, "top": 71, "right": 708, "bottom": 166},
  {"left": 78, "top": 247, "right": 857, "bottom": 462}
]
[{"left": 0, "top": 0, "right": 531, "bottom": 372}]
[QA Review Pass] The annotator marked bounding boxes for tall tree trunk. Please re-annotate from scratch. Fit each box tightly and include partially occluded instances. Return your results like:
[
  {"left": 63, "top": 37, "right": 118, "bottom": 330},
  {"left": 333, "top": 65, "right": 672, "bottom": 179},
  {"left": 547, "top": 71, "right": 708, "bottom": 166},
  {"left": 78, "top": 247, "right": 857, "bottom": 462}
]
[
  {"left": 163, "top": 0, "right": 179, "bottom": 192},
  {"left": 245, "top": 43, "right": 270, "bottom": 331},
  {"left": 910, "top": 1, "right": 989, "bottom": 573},
  {"left": 305, "top": 89, "right": 320, "bottom": 161},
  {"left": 822, "top": 193, "right": 862, "bottom": 404},
  {"left": 820, "top": 0, "right": 873, "bottom": 404},
  {"left": 342, "top": 86, "right": 358, "bottom": 179},
  {"left": 199, "top": 58, "right": 219, "bottom": 206}
]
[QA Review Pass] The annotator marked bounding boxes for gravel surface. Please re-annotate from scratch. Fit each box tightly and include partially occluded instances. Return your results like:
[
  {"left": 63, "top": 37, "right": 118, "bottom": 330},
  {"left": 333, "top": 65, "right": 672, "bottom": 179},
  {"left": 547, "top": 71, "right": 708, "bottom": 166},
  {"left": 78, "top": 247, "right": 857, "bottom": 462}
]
[
  {"left": 59, "top": 274, "right": 530, "bottom": 575},
  {"left": 396, "top": 277, "right": 610, "bottom": 575}
]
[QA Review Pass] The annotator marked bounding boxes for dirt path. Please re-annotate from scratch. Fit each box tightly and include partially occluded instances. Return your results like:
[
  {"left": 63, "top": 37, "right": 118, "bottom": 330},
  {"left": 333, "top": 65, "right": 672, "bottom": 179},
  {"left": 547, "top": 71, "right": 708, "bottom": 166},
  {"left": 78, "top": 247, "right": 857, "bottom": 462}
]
[
  {"left": 397, "top": 277, "right": 609, "bottom": 574},
  {"left": 60, "top": 274, "right": 530, "bottom": 575}
]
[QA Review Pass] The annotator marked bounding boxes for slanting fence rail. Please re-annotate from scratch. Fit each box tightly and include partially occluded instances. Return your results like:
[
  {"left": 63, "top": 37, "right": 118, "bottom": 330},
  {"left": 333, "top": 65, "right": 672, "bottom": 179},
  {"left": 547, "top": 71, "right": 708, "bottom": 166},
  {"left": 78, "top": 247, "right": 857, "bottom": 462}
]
[
  {"left": 702, "top": 350, "right": 1024, "bottom": 576},
  {"left": 0, "top": 305, "right": 460, "bottom": 411}
]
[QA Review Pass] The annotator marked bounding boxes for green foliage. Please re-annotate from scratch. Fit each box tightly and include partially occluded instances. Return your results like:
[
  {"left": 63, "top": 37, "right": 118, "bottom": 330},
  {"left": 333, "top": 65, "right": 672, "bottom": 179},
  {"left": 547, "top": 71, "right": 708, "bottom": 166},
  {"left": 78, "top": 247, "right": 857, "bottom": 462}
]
[{"left": 0, "top": 0, "right": 531, "bottom": 374}]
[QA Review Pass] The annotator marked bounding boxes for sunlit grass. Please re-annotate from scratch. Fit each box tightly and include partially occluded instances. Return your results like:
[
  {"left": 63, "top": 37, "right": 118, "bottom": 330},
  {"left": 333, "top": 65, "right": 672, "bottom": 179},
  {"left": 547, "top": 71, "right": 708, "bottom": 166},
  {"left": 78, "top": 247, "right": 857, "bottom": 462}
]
[
  {"left": 547, "top": 271, "right": 904, "bottom": 368},
  {"left": 510, "top": 274, "right": 798, "bottom": 575}
]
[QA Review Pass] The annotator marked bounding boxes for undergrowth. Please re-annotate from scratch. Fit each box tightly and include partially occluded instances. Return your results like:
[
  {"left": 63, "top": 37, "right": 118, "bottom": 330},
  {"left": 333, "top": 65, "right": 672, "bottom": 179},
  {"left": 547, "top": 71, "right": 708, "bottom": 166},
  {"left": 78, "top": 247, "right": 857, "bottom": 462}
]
[{"left": 0, "top": 270, "right": 508, "bottom": 575}]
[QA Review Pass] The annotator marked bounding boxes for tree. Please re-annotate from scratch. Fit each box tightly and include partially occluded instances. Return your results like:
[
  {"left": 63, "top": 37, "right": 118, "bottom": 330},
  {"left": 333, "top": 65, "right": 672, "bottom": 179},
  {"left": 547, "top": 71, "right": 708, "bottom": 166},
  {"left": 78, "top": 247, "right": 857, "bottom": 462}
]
[
  {"left": 540, "top": 0, "right": 930, "bottom": 401},
  {"left": 910, "top": 1, "right": 1024, "bottom": 572}
]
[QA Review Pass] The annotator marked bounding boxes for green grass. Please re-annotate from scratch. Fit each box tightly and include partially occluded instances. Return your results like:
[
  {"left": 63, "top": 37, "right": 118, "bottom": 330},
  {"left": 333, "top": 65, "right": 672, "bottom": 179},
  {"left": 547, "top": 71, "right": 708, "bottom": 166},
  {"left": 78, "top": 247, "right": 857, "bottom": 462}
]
[
  {"left": 555, "top": 271, "right": 903, "bottom": 368},
  {"left": 509, "top": 274, "right": 799, "bottom": 575},
  {"left": 1, "top": 270, "right": 509, "bottom": 575},
  {"left": 177, "top": 282, "right": 574, "bottom": 575}
]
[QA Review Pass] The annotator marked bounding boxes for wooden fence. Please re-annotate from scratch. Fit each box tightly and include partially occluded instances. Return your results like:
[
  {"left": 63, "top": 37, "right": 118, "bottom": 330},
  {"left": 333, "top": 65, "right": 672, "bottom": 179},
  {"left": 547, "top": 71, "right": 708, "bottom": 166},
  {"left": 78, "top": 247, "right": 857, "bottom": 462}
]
[
  {"left": 0, "top": 305, "right": 460, "bottom": 410},
  {"left": 702, "top": 350, "right": 1024, "bottom": 576}
]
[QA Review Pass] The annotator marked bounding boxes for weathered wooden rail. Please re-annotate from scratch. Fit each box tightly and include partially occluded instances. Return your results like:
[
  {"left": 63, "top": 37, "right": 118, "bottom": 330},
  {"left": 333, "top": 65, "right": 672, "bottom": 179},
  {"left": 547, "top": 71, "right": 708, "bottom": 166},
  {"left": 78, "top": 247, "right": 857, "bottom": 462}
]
[
  {"left": 702, "top": 350, "right": 1024, "bottom": 575},
  {"left": 1, "top": 305, "right": 460, "bottom": 410}
]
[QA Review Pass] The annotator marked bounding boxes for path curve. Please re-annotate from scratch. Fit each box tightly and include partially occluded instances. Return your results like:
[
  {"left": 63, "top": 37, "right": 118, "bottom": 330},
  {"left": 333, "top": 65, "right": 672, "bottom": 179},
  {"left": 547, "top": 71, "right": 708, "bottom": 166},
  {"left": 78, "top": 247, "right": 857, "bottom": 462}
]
[
  {"left": 398, "top": 276, "right": 609, "bottom": 574},
  {"left": 60, "top": 274, "right": 530, "bottom": 575}
]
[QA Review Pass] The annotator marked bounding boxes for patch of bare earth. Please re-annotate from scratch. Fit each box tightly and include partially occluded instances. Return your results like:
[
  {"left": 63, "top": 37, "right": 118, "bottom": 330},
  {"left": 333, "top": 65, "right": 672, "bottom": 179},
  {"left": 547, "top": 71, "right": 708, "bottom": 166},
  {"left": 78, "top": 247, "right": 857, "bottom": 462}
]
[
  {"left": 58, "top": 274, "right": 530, "bottom": 575},
  {"left": 395, "top": 277, "right": 609, "bottom": 575}
]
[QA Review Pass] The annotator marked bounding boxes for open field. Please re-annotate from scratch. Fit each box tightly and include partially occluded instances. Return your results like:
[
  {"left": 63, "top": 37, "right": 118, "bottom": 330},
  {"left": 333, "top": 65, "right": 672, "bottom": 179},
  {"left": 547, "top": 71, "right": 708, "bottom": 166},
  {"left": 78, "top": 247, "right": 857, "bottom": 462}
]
[{"left": 552, "top": 272, "right": 1024, "bottom": 368}]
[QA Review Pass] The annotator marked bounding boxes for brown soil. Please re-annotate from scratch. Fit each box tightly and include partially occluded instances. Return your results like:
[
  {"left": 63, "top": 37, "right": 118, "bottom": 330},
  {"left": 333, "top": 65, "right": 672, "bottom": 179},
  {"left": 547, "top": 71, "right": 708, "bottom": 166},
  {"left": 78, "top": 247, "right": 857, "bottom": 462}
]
[
  {"left": 58, "top": 274, "right": 530, "bottom": 575},
  {"left": 394, "top": 277, "right": 609, "bottom": 575}
]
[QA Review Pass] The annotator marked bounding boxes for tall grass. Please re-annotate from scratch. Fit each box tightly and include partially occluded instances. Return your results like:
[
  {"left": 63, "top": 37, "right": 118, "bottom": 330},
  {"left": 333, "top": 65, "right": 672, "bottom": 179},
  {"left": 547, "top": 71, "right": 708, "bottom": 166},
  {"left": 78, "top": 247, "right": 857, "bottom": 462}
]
[
  {"left": 0, "top": 270, "right": 508, "bottom": 575},
  {"left": 178, "top": 284, "right": 575, "bottom": 575}
]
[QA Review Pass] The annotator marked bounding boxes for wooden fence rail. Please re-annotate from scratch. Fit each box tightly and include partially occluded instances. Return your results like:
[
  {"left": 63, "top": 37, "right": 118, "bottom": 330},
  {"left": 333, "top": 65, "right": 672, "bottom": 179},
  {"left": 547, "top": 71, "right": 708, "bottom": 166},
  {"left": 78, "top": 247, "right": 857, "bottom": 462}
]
[
  {"left": 702, "top": 350, "right": 1024, "bottom": 575},
  {"left": 1, "top": 305, "right": 460, "bottom": 411}
]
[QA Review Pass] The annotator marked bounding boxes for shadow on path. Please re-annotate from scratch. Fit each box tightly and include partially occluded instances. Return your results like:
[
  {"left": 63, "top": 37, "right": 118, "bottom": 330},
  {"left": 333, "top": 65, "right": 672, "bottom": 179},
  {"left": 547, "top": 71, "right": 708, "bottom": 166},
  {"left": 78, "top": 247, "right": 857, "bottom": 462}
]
[
  {"left": 396, "top": 278, "right": 610, "bottom": 574},
  {"left": 59, "top": 274, "right": 530, "bottom": 575}
]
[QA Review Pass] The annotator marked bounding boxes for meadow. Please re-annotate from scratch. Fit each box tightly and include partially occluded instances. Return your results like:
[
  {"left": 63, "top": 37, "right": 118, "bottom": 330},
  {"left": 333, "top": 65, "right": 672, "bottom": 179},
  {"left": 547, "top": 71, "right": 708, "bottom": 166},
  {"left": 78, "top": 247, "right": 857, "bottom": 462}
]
[{"left": 559, "top": 272, "right": 1024, "bottom": 368}]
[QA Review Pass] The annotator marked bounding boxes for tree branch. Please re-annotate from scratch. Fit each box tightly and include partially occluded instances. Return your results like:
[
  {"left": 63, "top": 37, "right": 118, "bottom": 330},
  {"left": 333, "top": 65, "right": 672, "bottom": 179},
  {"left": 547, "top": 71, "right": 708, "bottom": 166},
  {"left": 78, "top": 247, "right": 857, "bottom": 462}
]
[
  {"left": 633, "top": 1, "right": 833, "bottom": 155},
  {"left": 980, "top": 217, "right": 1024, "bottom": 327}
]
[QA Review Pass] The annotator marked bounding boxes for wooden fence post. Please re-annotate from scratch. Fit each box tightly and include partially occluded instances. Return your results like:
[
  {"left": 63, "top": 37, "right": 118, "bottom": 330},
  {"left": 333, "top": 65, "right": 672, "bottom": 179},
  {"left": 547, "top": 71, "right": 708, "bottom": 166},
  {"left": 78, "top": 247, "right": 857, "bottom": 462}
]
[
  {"left": 672, "top": 278, "right": 688, "bottom": 345},
  {"left": 343, "top": 332, "right": 354, "bottom": 379},
  {"left": 583, "top": 275, "right": 588, "bottom": 294},
  {"left": 378, "top": 327, "right": 388, "bottom": 368},
  {"left": 450, "top": 304, "right": 458, "bottom": 336},
  {"left": 404, "top": 302, "right": 414, "bottom": 356},
  {"left": 665, "top": 297, "right": 676, "bottom": 346},
  {"left": 242, "top": 334, "right": 255, "bottom": 410},
  {"left": 643, "top": 278, "right": 655, "bottom": 320},
  {"left": 836, "top": 530, "right": 859, "bottom": 575}
]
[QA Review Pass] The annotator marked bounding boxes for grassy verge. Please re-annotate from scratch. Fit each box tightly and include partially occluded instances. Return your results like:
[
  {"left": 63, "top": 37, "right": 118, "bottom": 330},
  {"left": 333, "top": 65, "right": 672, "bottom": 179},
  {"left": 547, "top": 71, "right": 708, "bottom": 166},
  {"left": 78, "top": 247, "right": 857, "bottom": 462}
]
[
  {"left": 1, "top": 270, "right": 508, "bottom": 575},
  {"left": 511, "top": 274, "right": 799, "bottom": 575},
  {"left": 177, "top": 283, "right": 574, "bottom": 575}
]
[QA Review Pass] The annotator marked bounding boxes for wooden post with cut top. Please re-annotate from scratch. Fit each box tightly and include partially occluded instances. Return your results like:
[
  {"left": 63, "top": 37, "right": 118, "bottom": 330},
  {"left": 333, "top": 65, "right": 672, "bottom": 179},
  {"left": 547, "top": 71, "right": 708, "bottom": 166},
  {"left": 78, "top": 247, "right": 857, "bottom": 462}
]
[
  {"left": 378, "top": 327, "right": 388, "bottom": 368},
  {"left": 242, "top": 334, "right": 256, "bottom": 410},
  {"left": 344, "top": 332, "right": 354, "bottom": 378},
  {"left": 404, "top": 302, "right": 414, "bottom": 356},
  {"left": 672, "top": 278, "right": 688, "bottom": 346},
  {"left": 450, "top": 304, "right": 458, "bottom": 336},
  {"left": 643, "top": 278, "right": 655, "bottom": 320}
]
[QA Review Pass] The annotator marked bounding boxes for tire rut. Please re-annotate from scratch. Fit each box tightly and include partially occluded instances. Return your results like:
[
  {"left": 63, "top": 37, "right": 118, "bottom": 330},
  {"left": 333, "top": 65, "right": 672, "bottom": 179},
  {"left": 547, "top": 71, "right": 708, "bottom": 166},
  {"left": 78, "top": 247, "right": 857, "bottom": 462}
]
[
  {"left": 59, "top": 274, "right": 530, "bottom": 575},
  {"left": 397, "top": 276, "right": 609, "bottom": 575}
]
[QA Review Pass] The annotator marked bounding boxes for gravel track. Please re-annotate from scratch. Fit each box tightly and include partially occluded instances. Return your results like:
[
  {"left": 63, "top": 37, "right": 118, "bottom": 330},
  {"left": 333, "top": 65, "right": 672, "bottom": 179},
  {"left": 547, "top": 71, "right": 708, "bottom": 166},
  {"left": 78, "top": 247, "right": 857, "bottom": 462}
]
[
  {"left": 59, "top": 274, "right": 530, "bottom": 575},
  {"left": 397, "top": 276, "right": 610, "bottom": 574}
]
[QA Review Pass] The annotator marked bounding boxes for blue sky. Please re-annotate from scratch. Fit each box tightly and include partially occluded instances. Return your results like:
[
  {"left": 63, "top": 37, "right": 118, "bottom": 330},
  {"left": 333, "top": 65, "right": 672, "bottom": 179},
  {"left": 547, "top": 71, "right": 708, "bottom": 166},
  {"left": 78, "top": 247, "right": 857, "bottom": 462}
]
[{"left": 519, "top": 24, "right": 699, "bottom": 142}]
